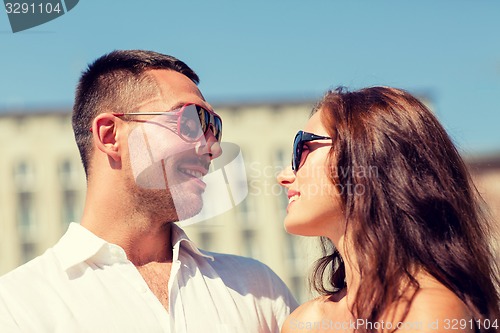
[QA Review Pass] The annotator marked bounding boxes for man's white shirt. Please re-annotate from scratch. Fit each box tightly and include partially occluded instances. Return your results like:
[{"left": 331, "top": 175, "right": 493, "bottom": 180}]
[{"left": 0, "top": 223, "right": 298, "bottom": 332}]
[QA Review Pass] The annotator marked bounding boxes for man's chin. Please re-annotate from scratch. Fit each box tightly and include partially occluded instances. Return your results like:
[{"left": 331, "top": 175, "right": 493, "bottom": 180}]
[
  {"left": 174, "top": 207, "right": 203, "bottom": 222},
  {"left": 170, "top": 195, "right": 204, "bottom": 221}
]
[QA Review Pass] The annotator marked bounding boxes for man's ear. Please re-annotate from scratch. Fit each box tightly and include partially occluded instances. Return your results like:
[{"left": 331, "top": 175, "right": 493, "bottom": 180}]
[{"left": 91, "top": 113, "right": 121, "bottom": 162}]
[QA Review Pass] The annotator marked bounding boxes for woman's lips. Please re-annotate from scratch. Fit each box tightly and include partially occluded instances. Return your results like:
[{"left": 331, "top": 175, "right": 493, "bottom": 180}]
[{"left": 287, "top": 189, "right": 300, "bottom": 211}]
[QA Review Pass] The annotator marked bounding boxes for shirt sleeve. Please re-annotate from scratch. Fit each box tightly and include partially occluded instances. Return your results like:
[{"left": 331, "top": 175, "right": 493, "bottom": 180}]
[
  {"left": 0, "top": 287, "right": 21, "bottom": 331},
  {"left": 269, "top": 271, "right": 300, "bottom": 330}
]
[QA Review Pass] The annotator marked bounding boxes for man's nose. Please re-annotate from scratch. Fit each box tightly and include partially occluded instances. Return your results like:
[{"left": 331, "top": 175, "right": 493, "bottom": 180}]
[{"left": 196, "top": 128, "right": 222, "bottom": 159}]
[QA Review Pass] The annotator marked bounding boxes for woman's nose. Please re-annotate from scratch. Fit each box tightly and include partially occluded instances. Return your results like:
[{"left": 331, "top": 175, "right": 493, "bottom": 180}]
[{"left": 277, "top": 164, "right": 295, "bottom": 188}]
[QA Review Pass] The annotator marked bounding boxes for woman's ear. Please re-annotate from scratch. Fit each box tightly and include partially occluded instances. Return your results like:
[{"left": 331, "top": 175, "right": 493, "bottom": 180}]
[{"left": 91, "top": 113, "right": 121, "bottom": 162}]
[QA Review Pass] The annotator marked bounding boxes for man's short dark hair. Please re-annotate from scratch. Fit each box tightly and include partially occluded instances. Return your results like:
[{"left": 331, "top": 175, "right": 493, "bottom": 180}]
[{"left": 72, "top": 50, "right": 199, "bottom": 178}]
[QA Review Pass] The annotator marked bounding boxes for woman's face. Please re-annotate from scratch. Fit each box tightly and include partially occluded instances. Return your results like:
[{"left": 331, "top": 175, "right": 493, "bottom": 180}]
[{"left": 277, "top": 109, "right": 344, "bottom": 238}]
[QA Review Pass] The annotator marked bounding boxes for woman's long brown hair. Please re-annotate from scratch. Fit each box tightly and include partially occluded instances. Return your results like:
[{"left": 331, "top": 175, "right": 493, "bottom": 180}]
[{"left": 311, "top": 86, "right": 499, "bottom": 332}]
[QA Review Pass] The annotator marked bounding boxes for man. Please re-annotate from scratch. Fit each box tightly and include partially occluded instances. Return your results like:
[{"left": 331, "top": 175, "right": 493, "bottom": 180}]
[{"left": 0, "top": 50, "right": 297, "bottom": 332}]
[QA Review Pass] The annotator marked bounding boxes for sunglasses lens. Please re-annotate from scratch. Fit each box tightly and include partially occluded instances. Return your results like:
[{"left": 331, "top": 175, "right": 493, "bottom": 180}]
[
  {"left": 196, "top": 106, "right": 222, "bottom": 142},
  {"left": 213, "top": 115, "right": 222, "bottom": 141},
  {"left": 292, "top": 132, "right": 303, "bottom": 172},
  {"left": 180, "top": 105, "right": 204, "bottom": 140},
  {"left": 179, "top": 104, "right": 223, "bottom": 142}
]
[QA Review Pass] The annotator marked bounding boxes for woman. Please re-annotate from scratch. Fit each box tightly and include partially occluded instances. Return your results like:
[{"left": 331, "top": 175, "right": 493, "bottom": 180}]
[{"left": 277, "top": 87, "right": 499, "bottom": 333}]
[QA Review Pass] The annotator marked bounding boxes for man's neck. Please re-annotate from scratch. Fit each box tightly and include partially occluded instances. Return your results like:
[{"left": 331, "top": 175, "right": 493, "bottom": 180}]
[
  {"left": 80, "top": 206, "right": 174, "bottom": 266},
  {"left": 121, "top": 221, "right": 174, "bottom": 266},
  {"left": 81, "top": 169, "right": 178, "bottom": 266}
]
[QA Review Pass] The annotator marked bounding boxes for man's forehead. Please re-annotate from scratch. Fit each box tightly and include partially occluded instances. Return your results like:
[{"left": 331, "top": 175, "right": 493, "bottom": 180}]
[
  {"left": 143, "top": 69, "right": 209, "bottom": 111},
  {"left": 147, "top": 69, "right": 200, "bottom": 94}
]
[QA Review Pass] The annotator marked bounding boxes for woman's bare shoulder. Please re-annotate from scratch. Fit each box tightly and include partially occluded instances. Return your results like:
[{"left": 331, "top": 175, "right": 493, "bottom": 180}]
[
  {"left": 393, "top": 279, "right": 475, "bottom": 333},
  {"left": 281, "top": 295, "right": 346, "bottom": 333}
]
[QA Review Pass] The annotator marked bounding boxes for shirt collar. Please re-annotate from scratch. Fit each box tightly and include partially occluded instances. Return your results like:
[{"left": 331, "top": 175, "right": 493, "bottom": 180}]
[
  {"left": 171, "top": 223, "right": 214, "bottom": 261},
  {"left": 53, "top": 223, "right": 112, "bottom": 271},
  {"left": 54, "top": 222, "right": 213, "bottom": 272}
]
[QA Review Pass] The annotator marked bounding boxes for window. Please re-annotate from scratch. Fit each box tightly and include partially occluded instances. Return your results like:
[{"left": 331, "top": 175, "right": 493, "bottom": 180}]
[
  {"left": 14, "top": 161, "right": 38, "bottom": 263},
  {"left": 199, "top": 231, "right": 215, "bottom": 251},
  {"left": 237, "top": 194, "right": 257, "bottom": 226},
  {"left": 274, "top": 149, "right": 290, "bottom": 217},
  {"left": 242, "top": 229, "right": 260, "bottom": 259},
  {"left": 17, "top": 192, "right": 36, "bottom": 237},
  {"left": 58, "top": 159, "right": 80, "bottom": 189},
  {"left": 14, "top": 161, "right": 35, "bottom": 191},
  {"left": 290, "top": 276, "right": 307, "bottom": 304},
  {"left": 58, "top": 159, "right": 82, "bottom": 228},
  {"left": 62, "top": 190, "right": 79, "bottom": 224},
  {"left": 20, "top": 242, "right": 37, "bottom": 264}
]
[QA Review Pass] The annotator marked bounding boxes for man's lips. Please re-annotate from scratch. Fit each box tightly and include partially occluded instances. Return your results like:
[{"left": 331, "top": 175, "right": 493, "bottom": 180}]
[
  {"left": 179, "top": 168, "right": 205, "bottom": 178},
  {"left": 179, "top": 166, "right": 208, "bottom": 178},
  {"left": 177, "top": 155, "right": 210, "bottom": 178},
  {"left": 177, "top": 165, "right": 208, "bottom": 191},
  {"left": 178, "top": 165, "right": 208, "bottom": 179}
]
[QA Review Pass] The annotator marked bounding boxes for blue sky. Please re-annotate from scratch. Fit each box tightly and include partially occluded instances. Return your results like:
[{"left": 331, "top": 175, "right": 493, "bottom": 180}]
[{"left": 1, "top": 1, "right": 499, "bottom": 154}]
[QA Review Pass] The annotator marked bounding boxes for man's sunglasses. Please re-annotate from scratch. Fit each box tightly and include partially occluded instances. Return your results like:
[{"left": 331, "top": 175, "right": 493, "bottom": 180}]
[
  {"left": 292, "top": 130, "right": 332, "bottom": 173},
  {"left": 113, "top": 103, "right": 222, "bottom": 142}
]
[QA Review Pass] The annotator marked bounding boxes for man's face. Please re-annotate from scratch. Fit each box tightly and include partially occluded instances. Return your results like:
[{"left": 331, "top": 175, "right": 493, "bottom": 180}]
[{"left": 121, "top": 69, "right": 222, "bottom": 222}]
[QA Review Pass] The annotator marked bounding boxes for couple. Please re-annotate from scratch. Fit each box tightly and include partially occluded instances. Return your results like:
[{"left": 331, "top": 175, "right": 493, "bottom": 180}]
[{"left": 0, "top": 50, "right": 498, "bottom": 332}]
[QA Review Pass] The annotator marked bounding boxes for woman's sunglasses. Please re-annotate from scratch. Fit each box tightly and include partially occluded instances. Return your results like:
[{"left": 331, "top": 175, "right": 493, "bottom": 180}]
[
  {"left": 292, "top": 130, "right": 332, "bottom": 173},
  {"left": 113, "top": 103, "right": 222, "bottom": 142}
]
